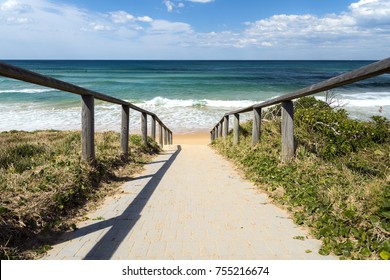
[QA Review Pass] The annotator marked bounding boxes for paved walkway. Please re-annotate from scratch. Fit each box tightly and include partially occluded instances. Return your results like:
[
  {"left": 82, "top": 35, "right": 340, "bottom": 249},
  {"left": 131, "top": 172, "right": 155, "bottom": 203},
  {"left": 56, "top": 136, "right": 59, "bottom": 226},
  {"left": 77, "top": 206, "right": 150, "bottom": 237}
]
[{"left": 43, "top": 145, "right": 335, "bottom": 260}]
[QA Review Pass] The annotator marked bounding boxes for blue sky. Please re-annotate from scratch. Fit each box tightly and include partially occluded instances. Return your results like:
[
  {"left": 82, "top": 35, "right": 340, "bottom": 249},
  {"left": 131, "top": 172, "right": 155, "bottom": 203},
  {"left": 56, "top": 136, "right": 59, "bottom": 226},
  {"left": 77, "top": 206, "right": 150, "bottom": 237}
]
[{"left": 0, "top": 0, "right": 389, "bottom": 59}]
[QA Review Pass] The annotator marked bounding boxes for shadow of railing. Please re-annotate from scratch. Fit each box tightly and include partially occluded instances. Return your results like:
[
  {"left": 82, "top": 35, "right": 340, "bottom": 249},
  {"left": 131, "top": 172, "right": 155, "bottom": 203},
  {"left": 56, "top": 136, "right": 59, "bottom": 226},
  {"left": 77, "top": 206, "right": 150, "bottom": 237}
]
[{"left": 51, "top": 146, "right": 181, "bottom": 259}]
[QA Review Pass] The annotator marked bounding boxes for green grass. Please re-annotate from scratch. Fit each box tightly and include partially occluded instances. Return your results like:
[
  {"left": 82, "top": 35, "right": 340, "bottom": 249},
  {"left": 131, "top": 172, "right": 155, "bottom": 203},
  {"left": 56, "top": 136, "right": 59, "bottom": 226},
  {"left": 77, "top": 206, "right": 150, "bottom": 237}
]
[
  {"left": 212, "top": 97, "right": 390, "bottom": 260},
  {"left": 0, "top": 130, "right": 160, "bottom": 259}
]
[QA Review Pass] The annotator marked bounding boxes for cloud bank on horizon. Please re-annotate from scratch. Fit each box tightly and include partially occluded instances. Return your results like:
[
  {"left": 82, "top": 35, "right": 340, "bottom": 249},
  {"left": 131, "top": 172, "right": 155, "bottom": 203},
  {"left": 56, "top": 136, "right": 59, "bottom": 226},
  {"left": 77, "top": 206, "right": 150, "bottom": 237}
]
[{"left": 0, "top": 0, "right": 389, "bottom": 59}]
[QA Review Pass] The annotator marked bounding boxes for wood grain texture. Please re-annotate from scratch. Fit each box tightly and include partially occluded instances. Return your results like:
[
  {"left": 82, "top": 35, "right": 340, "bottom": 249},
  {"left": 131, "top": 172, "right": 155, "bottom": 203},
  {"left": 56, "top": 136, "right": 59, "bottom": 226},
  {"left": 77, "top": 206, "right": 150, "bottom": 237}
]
[
  {"left": 141, "top": 112, "right": 148, "bottom": 145},
  {"left": 233, "top": 113, "right": 240, "bottom": 145},
  {"left": 223, "top": 115, "right": 229, "bottom": 138},
  {"left": 121, "top": 105, "right": 130, "bottom": 157},
  {"left": 281, "top": 101, "right": 294, "bottom": 162},
  {"left": 251, "top": 107, "right": 262, "bottom": 146},
  {"left": 81, "top": 95, "right": 95, "bottom": 161}
]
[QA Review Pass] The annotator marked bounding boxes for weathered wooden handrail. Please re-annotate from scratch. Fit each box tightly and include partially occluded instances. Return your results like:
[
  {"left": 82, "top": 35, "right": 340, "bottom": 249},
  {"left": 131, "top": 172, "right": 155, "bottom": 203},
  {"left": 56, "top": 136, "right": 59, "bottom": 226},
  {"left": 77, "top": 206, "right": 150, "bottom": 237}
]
[
  {"left": 211, "top": 57, "right": 390, "bottom": 162},
  {"left": 0, "top": 61, "right": 173, "bottom": 161}
]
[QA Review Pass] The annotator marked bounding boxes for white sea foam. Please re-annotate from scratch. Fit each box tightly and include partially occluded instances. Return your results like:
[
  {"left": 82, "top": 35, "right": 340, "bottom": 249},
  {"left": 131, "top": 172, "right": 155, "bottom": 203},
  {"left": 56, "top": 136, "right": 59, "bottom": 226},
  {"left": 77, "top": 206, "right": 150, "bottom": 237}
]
[
  {"left": 0, "top": 93, "right": 389, "bottom": 133},
  {"left": 136, "top": 97, "right": 258, "bottom": 109},
  {"left": 338, "top": 92, "right": 390, "bottom": 107},
  {"left": 0, "top": 99, "right": 254, "bottom": 133},
  {"left": 317, "top": 92, "right": 390, "bottom": 109},
  {"left": 0, "top": 88, "right": 55, "bottom": 94}
]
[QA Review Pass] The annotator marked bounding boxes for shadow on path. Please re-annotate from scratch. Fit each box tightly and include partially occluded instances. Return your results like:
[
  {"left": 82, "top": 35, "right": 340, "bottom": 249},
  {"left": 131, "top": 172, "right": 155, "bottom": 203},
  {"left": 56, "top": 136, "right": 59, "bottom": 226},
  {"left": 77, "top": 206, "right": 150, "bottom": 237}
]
[{"left": 53, "top": 146, "right": 181, "bottom": 259}]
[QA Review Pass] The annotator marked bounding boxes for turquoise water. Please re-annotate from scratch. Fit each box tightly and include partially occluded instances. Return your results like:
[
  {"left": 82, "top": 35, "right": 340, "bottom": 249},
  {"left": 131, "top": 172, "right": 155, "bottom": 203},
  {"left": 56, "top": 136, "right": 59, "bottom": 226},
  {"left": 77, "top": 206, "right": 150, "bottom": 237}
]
[{"left": 0, "top": 60, "right": 389, "bottom": 132}]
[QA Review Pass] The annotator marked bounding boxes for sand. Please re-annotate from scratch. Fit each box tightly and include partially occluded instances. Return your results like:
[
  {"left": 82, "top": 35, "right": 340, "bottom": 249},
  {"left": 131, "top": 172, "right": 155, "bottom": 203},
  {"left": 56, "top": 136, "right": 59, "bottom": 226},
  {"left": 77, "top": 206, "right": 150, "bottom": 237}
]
[{"left": 172, "top": 131, "right": 211, "bottom": 145}]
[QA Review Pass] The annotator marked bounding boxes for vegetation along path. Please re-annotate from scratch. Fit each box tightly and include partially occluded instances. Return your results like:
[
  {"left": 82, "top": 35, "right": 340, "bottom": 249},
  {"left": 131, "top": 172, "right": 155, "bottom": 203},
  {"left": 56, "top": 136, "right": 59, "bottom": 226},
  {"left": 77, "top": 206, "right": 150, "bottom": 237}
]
[{"left": 43, "top": 143, "right": 335, "bottom": 260}]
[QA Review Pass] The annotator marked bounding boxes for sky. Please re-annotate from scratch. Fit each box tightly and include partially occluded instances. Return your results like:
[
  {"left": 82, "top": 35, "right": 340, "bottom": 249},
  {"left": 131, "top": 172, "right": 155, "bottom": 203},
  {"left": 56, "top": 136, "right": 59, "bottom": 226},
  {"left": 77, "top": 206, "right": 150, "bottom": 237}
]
[{"left": 0, "top": 0, "right": 389, "bottom": 59}]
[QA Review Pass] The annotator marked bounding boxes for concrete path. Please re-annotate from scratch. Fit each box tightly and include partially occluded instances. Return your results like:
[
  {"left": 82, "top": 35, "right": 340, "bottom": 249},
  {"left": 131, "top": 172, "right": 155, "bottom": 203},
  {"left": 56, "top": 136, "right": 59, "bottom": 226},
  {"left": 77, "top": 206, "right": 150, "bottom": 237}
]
[{"left": 43, "top": 145, "right": 335, "bottom": 260}]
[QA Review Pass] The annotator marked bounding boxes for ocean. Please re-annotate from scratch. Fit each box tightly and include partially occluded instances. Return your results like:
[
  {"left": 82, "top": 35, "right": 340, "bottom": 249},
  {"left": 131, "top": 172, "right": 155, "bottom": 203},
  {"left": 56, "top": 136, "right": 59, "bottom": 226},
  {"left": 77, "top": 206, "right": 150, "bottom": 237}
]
[{"left": 0, "top": 60, "right": 389, "bottom": 133}]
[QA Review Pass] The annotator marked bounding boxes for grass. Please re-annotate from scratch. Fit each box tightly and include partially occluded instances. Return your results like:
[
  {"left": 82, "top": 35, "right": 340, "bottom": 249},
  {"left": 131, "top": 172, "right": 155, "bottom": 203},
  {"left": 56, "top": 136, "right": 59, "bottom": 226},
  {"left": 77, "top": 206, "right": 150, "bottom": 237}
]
[
  {"left": 0, "top": 130, "right": 160, "bottom": 259},
  {"left": 212, "top": 97, "right": 390, "bottom": 260}
]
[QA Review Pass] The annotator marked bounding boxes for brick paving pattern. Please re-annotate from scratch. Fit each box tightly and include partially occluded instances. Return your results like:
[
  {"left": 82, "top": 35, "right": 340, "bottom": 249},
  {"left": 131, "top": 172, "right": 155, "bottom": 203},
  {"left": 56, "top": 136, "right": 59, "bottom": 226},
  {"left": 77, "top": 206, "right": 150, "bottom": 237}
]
[{"left": 43, "top": 145, "right": 335, "bottom": 260}]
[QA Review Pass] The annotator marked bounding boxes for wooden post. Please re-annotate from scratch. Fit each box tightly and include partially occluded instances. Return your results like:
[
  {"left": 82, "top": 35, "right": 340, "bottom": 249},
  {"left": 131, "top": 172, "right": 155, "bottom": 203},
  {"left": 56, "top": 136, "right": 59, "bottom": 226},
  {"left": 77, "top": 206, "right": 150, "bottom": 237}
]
[
  {"left": 81, "top": 95, "right": 95, "bottom": 161},
  {"left": 218, "top": 122, "right": 223, "bottom": 138},
  {"left": 159, "top": 124, "right": 163, "bottom": 146},
  {"left": 214, "top": 127, "right": 218, "bottom": 139},
  {"left": 251, "top": 107, "right": 262, "bottom": 146},
  {"left": 151, "top": 116, "right": 156, "bottom": 141},
  {"left": 164, "top": 128, "right": 168, "bottom": 145},
  {"left": 233, "top": 113, "right": 239, "bottom": 145},
  {"left": 141, "top": 112, "right": 148, "bottom": 145},
  {"left": 121, "top": 105, "right": 129, "bottom": 157},
  {"left": 223, "top": 115, "right": 229, "bottom": 138},
  {"left": 281, "top": 101, "right": 294, "bottom": 162},
  {"left": 210, "top": 131, "right": 214, "bottom": 142}
]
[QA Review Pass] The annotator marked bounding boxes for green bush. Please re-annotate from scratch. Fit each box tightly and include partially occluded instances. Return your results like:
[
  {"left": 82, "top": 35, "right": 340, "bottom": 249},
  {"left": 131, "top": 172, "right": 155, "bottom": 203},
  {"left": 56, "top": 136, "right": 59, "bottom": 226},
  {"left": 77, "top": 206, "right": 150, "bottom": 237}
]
[{"left": 295, "top": 97, "right": 390, "bottom": 159}]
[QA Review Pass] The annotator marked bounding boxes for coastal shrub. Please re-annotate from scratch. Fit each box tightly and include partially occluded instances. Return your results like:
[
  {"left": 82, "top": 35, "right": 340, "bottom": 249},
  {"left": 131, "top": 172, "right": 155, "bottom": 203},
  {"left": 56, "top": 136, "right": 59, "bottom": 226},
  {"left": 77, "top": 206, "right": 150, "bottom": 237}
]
[
  {"left": 212, "top": 97, "right": 390, "bottom": 259},
  {"left": 295, "top": 97, "right": 390, "bottom": 159},
  {"left": 263, "top": 104, "right": 282, "bottom": 120},
  {"left": 294, "top": 96, "right": 332, "bottom": 111},
  {"left": 0, "top": 130, "right": 160, "bottom": 259}
]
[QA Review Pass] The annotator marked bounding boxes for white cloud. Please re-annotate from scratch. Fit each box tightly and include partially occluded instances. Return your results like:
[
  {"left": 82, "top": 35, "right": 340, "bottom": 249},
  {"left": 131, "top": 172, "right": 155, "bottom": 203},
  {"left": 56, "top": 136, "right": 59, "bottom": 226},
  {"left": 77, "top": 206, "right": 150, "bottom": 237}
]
[
  {"left": 245, "top": 14, "right": 358, "bottom": 41},
  {"left": 164, "top": 0, "right": 174, "bottom": 12},
  {"left": 163, "top": 0, "right": 186, "bottom": 12},
  {"left": 0, "top": 0, "right": 31, "bottom": 13},
  {"left": 350, "top": 0, "right": 390, "bottom": 16},
  {"left": 0, "top": 0, "right": 197, "bottom": 58},
  {"left": 163, "top": 0, "right": 212, "bottom": 11},
  {"left": 110, "top": 11, "right": 135, "bottom": 23},
  {"left": 87, "top": 22, "right": 112, "bottom": 31},
  {"left": 349, "top": 0, "right": 390, "bottom": 24},
  {"left": 0, "top": 0, "right": 33, "bottom": 25},
  {"left": 5, "top": 16, "right": 30, "bottom": 23},
  {"left": 238, "top": 0, "right": 389, "bottom": 54},
  {"left": 137, "top": 16, "right": 153, "bottom": 23},
  {"left": 0, "top": 0, "right": 389, "bottom": 59},
  {"left": 149, "top": 19, "right": 192, "bottom": 33},
  {"left": 110, "top": 11, "right": 153, "bottom": 25}
]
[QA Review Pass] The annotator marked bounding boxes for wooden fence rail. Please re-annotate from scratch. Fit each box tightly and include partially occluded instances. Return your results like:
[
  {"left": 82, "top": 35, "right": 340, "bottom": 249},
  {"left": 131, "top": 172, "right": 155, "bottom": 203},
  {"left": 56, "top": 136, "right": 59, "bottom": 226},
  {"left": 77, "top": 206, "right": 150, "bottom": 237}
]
[
  {"left": 210, "top": 57, "right": 390, "bottom": 162},
  {"left": 0, "top": 61, "right": 173, "bottom": 161}
]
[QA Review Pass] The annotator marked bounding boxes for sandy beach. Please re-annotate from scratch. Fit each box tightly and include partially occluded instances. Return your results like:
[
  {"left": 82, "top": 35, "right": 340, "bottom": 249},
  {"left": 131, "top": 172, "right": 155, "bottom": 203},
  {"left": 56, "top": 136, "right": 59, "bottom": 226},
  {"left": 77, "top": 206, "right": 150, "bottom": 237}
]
[{"left": 172, "top": 131, "right": 211, "bottom": 145}]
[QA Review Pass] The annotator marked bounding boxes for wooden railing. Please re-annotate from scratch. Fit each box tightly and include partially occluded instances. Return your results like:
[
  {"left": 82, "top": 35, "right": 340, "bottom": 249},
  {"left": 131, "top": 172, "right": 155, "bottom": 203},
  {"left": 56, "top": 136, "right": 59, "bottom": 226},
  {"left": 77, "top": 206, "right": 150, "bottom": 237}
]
[
  {"left": 0, "top": 61, "right": 173, "bottom": 161},
  {"left": 210, "top": 57, "right": 390, "bottom": 162}
]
